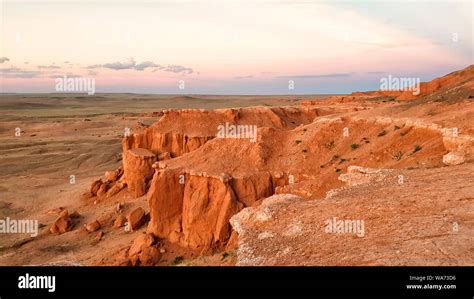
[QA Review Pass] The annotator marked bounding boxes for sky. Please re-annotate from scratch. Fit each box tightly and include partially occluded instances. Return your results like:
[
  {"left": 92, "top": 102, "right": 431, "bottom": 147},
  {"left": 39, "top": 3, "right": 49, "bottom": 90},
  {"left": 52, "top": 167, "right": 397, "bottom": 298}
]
[{"left": 0, "top": 0, "right": 472, "bottom": 95}]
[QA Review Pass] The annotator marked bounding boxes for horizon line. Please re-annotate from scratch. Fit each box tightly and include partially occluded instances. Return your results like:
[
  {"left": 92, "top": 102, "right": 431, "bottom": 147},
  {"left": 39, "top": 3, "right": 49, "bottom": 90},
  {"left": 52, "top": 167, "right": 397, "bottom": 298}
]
[{"left": 0, "top": 92, "right": 347, "bottom": 97}]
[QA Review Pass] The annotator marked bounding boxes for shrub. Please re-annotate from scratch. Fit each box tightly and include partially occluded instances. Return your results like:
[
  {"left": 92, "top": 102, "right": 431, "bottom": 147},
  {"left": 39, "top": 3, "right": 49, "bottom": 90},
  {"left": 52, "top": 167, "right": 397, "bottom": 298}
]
[
  {"left": 325, "top": 140, "right": 335, "bottom": 149},
  {"left": 413, "top": 145, "right": 422, "bottom": 153},
  {"left": 392, "top": 151, "right": 404, "bottom": 161},
  {"left": 171, "top": 256, "right": 184, "bottom": 265},
  {"left": 350, "top": 143, "right": 359, "bottom": 150}
]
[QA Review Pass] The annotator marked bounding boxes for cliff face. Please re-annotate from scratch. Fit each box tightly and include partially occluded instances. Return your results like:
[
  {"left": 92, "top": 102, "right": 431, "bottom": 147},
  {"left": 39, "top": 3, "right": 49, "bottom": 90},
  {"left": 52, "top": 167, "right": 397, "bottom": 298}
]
[
  {"left": 146, "top": 168, "right": 289, "bottom": 249},
  {"left": 122, "top": 148, "right": 157, "bottom": 197},
  {"left": 122, "top": 129, "right": 214, "bottom": 158}
]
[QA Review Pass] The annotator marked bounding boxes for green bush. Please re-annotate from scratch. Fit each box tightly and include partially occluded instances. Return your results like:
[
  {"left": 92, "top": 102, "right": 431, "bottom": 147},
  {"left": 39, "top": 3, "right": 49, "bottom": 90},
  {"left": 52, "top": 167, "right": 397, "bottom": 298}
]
[{"left": 350, "top": 143, "right": 359, "bottom": 150}]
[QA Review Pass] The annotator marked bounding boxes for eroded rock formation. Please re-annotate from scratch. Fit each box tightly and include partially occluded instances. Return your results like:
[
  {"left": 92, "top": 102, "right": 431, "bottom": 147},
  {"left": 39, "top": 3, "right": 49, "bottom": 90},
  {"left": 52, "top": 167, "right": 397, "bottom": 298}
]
[
  {"left": 83, "top": 65, "right": 474, "bottom": 257},
  {"left": 123, "top": 148, "right": 156, "bottom": 197}
]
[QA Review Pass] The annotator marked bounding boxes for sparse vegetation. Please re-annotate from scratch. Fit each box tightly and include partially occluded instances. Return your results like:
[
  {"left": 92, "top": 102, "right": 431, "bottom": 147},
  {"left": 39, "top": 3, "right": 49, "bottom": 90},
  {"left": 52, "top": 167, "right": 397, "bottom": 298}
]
[
  {"left": 221, "top": 252, "right": 230, "bottom": 260},
  {"left": 392, "top": 151, "right": 404, "bottom": 161},
  {"left": 338, "top": 158, "right": 347, "bottom": 164},
  {"left": 377, "top": 130, "right": 387, "bottom": 137},
  {"left": 325, "top": 140, "right": 335, "bottom": 150},
  {"left": 171, "top": 256, "right": 184, "bottom": 265},
  {"left": 335, "top": 168, "right": 342, "bottom": 173},
  {"left": 394, "top": 125, "right": 401, "bottom": 130},
  {"left": 350, "top": 143, "right": 359, "bottom": 150},
  {"left": 412, "top": 145, "right": 422, "bottom": 154},
  {"left": 295, "top": 140, "right": 302, "bottom": 144}
]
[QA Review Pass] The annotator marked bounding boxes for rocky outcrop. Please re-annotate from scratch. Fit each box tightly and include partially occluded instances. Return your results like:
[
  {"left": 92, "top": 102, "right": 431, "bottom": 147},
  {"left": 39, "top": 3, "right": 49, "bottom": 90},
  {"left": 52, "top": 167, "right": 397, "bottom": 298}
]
[
  {"left": 85, "top": 220, "right": 101, "bottom": 232},
  {"left": 89, "top": 167, "right": 126, "bottom": 198},
  {"left": 122, "top": 106, "right": 321, "bottom": 158},
  {"left": 228, "top": 164, "right": 474, "bottom": 266},
  {"left": 350, "top": 65, "right": 474, "bottom": 101},
  {"left": 229, "top": 194, "right": 304, "bottom": 266},
  {"left": 84, "top": 74, "right": 473, "bottom": 257},
  {"left": 49, "top": 210, "right": 73, "bottom": 234},
  {"left": 128, "top": 233, "right": 162, "bottom": 266},
  {"left": 147, "top": 169, "right": 243, "bottom": 249},
  {"left": 146, "top": 168, "right": 290, "bottom": 249},
  {"left": 88, "top": 105, "right": 325, "bottom": 202},
  {"left": 397, "top": 65, "right": 474, "bottom": 100},
  {"left": 338, "top": 165, "right": 393, "bottom": 187},
  {"left": 144, "top": 111, "right": 454, "bottom": 249},
  {"left": 127, "top": 207, "right": 147, "bottom": 231},
  {"left": 442, "top": 131, "right": 473, "bottom": 164},
  {"left": 122, "top": 148, "right": 156, "bottom": 197},
  {"left": 443, "top": 152, "right": 465, "bottom": 166},
  {"left": 113, "top": 215, "right": 126, "bottom": 228},
  {"left": 122, "top": 130, "right": 214, "bottom": 158}
]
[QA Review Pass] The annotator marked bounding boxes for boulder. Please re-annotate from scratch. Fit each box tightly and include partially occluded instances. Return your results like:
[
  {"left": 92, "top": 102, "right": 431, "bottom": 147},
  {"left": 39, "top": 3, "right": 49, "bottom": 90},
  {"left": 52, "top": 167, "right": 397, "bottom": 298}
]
[
  {"left": 85, "top": 220, "right": 101, "bottom": 232},
  {"left": 127, "top": 207, "right": 147, "bottom": 231},
  {"left": 96, "top": 183, "right": 109, "bottom": 197},
  {"left": 49, "top": 210, "right": 73, "bottom": 234},
  {"left": 129, "top": 233, "right": 156, "bottom": 256},
  {"left": 138, "top": 246, "right": 162, "bottom": 266},
  {"left": 442, "top": 152, "right": 465, "bottom": 166},
  {"left": 104, "top": 171, "right": 118, "bottom": 183},
  {"left": 95, "top": 231, "right": 104, "bottom": 241},
  {"left": 90, "top": 180, "right": 102, "bottom": 195},
  {"left": 113, "top": 214, "right": 126, "bottom": 228},
  {"left": 106, "top": 182, "right": 125, "bottom": 198}
]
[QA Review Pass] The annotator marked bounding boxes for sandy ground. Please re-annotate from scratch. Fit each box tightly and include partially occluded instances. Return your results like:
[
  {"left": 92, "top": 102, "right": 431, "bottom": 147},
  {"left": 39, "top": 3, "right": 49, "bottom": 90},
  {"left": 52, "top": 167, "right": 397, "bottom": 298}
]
[{"left": 0, "top": 94, "right": 318, "bottom": 266}]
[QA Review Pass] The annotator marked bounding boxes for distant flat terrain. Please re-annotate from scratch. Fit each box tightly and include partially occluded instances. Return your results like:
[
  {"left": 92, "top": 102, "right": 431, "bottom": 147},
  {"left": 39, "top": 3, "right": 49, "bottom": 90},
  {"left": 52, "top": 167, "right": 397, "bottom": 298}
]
[{"left": 0, "top": 94, "right": 334, "bottom": 120}]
